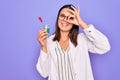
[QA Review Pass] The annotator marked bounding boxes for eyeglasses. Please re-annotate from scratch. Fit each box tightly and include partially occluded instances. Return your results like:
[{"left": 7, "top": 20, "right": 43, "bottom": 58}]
[{"left": 59, "top": 14, "right": 74, "bottom": 21}]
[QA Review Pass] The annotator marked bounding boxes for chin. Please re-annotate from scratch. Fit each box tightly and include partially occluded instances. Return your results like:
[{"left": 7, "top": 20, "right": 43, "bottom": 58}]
[{"left": 60, "top": 28, "right": 71, "bottom": 32}]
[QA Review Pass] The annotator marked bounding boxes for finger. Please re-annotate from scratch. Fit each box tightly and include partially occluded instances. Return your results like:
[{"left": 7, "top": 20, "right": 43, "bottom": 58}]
[
  {"left": 66, "top": 16, "right": 75, "bottom": 24},
  {"left": 38, "top": 32, "right": 48, "bottom": 41},
  {"left": 41, "top": 35, "right": 48, "bottom": 41},
  {"left": 38, "top": 29, "right": 46, "bottom": 34},
  {"left": 38, "top": 30, "right": 47, "bottom": 39},
  {"left": 37, "top": 33, "right": 47, "bottom": 42},
  {"left": 66, "top": 20, "right": 73, "bottom": 24},
  {"left": 40, "top": 32, "right": 48, "bottom": 38},
  {"left": 77, "top": 6, "right": 80, "bottom": 15},
  {"left": 71, "top": 6, "right": 80, "bottom": 16},
  {"left": 68, "top": 15, "right": 75, "bottom": 21},
  {"left": 71, "top": 6, "right": 77, "bottom": 13},
  {"left": 38, "top": 30, "right": 47, "bottom": 38},
  {"left": 66, "top": 9, "right": 75, "bottom": 15}
]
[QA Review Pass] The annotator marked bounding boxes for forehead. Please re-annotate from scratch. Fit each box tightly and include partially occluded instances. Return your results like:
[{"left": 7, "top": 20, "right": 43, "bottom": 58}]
[{"left": 60, "top": 8, "right": 73, "bottom": 15}]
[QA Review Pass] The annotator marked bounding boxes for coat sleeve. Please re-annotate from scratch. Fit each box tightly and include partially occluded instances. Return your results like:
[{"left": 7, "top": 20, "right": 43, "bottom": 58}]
[
  {"left": 83, "top": 24, "right": 111, "bottom": 54},
  {"left": 36, "top": 37, "right": 51, "bottom": 78},
  {"left": 36, "top": 50, "right": 49, "bottom": 78}
]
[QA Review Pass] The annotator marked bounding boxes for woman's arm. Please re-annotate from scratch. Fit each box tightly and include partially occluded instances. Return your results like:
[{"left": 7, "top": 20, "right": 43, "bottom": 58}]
[
  {"left": 67, "top": 6, "right": 111, "bottom": 54},
  {"left": 36, "top": 29, "right": 49, "bottom": 78},
  {"left": 84, "top": 24, "right": 111, "bottom": 54},
  {"left": 36, "top": 50, "right": 49, "bottom": 78}
]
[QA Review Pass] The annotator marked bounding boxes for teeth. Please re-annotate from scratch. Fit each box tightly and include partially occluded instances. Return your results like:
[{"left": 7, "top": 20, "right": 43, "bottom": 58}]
[{"left": 62, "top": 23, "right": 68, "bottom": 26}]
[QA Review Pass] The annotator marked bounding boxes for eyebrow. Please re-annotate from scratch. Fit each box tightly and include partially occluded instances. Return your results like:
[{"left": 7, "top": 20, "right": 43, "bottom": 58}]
[
  {"left": 59, "top": 13, "right": 66, "bottom": 16},
  {"left": 60, "top": 11, "right": 73, "bottom": 16}
]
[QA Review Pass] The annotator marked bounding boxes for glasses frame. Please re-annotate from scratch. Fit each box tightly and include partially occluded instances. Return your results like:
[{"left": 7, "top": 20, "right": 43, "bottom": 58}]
[{"left": 59, "top": 13, "right": 74, "bottom": 21}]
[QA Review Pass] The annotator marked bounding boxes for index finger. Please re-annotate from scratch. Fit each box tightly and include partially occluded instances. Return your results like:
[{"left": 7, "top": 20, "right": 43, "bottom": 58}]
[
  {"left": 38, "top": 29, "right": 47, "bottom": 34},
  {"left": 71, "top": 6, "right": 77, "bottom": 12},
  {"left": 66, "top": 9, "right": 75, "bottom": 15}
]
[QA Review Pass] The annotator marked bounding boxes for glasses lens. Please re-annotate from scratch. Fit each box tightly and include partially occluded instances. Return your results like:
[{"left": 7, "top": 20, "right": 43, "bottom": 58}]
[{"left": 59, "top": 14, "right": 66, "bottom": 20}]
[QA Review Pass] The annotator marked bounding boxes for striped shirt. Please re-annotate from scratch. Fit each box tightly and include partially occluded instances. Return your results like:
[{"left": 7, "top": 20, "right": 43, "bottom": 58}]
[{"left": 55, "top": 41, "right": 75, "bottom": 80}]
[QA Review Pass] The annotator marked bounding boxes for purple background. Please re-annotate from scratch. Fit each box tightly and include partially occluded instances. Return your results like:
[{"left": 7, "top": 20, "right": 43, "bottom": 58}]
[{"left": 0, "top": 0, "right": 120, "bottom": 80}]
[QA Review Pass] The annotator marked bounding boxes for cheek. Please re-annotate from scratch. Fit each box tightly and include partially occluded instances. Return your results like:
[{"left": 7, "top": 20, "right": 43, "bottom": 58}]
[
  {"left": 58, "top": 20, "right": 62, "bottom": 28},
  {"left": 69, "top": 24, "right": 73, "bottom": 29}
]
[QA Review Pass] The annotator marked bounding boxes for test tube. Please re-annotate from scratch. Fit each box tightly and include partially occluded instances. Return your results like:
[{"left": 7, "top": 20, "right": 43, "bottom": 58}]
[{"left": 44, "top": 25, "right": 50, "bottom": 33}]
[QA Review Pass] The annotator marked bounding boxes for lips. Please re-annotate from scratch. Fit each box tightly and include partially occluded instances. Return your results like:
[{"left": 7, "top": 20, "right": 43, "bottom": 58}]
[{"left": 61, "top": 22, "right": 69, "bottom": 27}]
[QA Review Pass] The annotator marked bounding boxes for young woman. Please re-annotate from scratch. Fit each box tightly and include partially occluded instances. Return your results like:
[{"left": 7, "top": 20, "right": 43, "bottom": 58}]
[{"left": 36, "top": 4, "right": 111, "bottom": 80}]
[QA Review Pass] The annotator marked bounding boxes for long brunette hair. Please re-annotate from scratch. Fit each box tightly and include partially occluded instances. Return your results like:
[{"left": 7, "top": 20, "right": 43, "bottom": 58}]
[{"left": 53, "top": 4, "right": 79, "bottom": 47}]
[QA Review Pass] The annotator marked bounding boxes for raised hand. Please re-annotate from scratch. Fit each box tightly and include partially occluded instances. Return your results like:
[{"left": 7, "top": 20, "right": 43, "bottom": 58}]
[
  {"left": 37, "top": 29, "right": 48, "bottom": 52},
  {"left": 66, "top": 6, "right": 88, "bottom": 29}
]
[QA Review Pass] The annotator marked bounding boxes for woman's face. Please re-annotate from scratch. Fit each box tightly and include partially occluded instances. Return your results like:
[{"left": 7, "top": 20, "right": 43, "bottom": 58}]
[{"left": 58, "top": 8, "right": 73, "bottom": 32}]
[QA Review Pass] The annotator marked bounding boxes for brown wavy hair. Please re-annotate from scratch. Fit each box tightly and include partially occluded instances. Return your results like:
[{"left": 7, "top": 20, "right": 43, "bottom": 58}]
[{"left": 53, "top": 4, "right": 79, "bottom": 47}]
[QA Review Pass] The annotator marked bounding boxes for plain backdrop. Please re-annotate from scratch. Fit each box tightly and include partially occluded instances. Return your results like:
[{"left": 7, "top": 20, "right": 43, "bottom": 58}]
[{"left": 0, "top": 0, "right": 120, "bottom": 80}]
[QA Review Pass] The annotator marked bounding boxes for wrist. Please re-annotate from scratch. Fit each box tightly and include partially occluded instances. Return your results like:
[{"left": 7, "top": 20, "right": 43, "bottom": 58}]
[
  {"left": 41, "top": 46, "right": 47, "bottom": 53},
  {"left": 78, "top": 18, "right": 88, "bottom": 29}
]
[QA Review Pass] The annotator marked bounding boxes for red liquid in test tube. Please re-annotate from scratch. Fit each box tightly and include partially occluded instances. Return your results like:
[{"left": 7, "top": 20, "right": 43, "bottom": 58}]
[{"left": 38, "top": 17, "right": 50, "bottom": 33}]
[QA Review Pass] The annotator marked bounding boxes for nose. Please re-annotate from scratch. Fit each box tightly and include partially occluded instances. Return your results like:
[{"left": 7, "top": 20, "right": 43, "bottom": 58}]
[{"left": 63, "top": 16, "right": 69, "bottom": 21}]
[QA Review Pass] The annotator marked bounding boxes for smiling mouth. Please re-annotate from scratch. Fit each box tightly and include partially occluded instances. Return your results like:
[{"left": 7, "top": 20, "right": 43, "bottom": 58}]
[{"left": 61, "top": 22, "right": 69, "bottom": 27}]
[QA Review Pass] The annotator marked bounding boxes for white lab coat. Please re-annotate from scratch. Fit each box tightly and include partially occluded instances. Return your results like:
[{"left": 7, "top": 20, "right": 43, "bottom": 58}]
[{"left": 36, "top": 24, "right": 111, "bottom": 80}]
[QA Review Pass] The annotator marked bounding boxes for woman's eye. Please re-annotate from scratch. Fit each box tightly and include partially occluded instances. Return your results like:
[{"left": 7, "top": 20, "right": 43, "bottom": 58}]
[
  {"left": 60, "top": 14, "right": 66, "bottom": 18},
  {"left": 69, "top": 17, "right": 74, "bottom": 20}
]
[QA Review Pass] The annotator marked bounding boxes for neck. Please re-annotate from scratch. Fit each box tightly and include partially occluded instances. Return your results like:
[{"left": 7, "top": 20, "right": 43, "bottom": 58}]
[{"left": 60, "top": 31, "right": 69, "bottom": 41}]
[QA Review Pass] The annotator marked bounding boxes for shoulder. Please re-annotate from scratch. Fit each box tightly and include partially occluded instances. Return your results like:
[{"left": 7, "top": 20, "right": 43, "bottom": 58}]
[
  {"left": 48, "top": 34, "right": 55, "bottom": 40},
  {"left": 77, "top": 33, "right": 88, "bottom": 45},
  {"left": 46, "top": 34, "right": 56, "bottom": 49},
  {"left": 47, "top": 34, "right": 55, "bottom": 43},
  {"left": 78, "top": 33, "right": 86, "bottom": 39}
]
